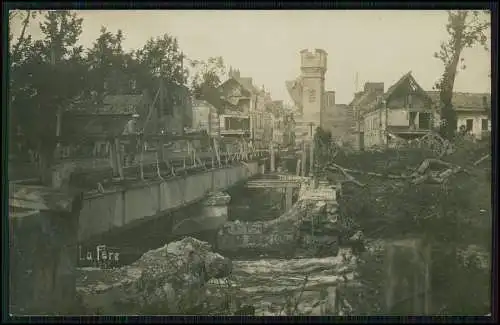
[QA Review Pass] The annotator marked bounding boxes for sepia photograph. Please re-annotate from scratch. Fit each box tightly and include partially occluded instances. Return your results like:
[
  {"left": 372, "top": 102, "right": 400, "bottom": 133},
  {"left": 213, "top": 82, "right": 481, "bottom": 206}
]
[{"left": 6, "top": 7, "right": 493, "bottom": 317}]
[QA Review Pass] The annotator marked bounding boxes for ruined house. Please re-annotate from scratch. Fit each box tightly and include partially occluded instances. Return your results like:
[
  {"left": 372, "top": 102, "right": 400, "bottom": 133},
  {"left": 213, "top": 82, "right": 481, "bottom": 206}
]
[
  {"left": 351, "top": 72, "right": 437, "bottom": 150},
  {"left": 426, "top": 91, "right": 491, "bottom": 140}
]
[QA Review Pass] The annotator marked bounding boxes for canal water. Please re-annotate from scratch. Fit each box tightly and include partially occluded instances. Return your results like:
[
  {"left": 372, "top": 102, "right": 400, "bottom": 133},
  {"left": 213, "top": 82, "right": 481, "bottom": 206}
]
[
  {"left": 78, "top": 180, "right": 352, "bottom": 315},
  {"left": 214, "top": 252, "right": 355, "bottom": 315}
]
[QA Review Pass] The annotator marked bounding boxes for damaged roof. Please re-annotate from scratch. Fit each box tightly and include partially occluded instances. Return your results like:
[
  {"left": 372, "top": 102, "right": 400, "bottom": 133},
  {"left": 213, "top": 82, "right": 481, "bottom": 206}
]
[
  {"left": 383, "top": 71, "right": 432, "bottom": 103},
  {"left": 426, "top": 91, "right": 491, "bottom": 111},
  {"left": 219, "top": 77, "right": 255, "bottom": 96}
]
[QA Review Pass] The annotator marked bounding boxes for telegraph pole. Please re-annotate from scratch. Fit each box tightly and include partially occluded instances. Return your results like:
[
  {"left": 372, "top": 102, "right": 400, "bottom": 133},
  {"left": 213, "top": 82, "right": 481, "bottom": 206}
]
[
  {"left": 180, "top": 51, "right": 185, "bottom": 136},
  {"left": 157, "top": 59, "right": 165, "bottom": 163},
  {"left": 52, "top": 47, "right": 62, "bottom": 161}
]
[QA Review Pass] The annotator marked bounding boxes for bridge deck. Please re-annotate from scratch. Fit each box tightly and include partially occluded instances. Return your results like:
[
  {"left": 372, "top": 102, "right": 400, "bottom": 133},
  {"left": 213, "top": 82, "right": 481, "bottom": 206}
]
[{"left": 246, "top": 179, "right": 302, "bottom": 188}]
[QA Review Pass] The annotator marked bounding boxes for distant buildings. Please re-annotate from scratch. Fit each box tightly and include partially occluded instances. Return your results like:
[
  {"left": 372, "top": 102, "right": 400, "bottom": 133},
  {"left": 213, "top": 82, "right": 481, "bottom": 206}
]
[
  {"left": 426, "top": 91, "right": 491, "bottom": 140},
  {"left": 286, "top": 49, "right": 340, "bottom": 144},
  {"left": 216, "top": 68, "right": 279, "bottom": 147},
  {"left": 347, "top": 71, "right": 491, "bottom": 150},
  {"left": 191, "top": 99, "right": 220, "bottom": 137},
  {"left": 158, "top": 81, "right": 192, "bottom": 136}
]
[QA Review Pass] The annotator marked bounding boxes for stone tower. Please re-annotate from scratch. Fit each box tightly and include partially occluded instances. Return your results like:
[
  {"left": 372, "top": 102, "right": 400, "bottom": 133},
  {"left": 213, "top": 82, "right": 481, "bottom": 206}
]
[{"left": 300, "top": 49, "right": 327, "bottom": 127}]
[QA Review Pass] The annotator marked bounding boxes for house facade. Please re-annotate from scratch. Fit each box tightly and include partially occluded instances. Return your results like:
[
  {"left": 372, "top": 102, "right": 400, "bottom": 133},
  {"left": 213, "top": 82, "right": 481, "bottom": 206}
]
[
  {"left": 427, "top": 91, "right": 491, "bottom": 139},
  {"left": 158, "top": 81, "right": 192, "bottom": 136},
  {"left": 218, "top": 69, "right": 274, "bottom": 147},
  {"left": 357, "top": 72, "right": 438, "bottom": 149},
  {"left": 348, "top": 82, "right": 385, "bottom": 150},
  {"left": 191, "top": 99, "right": 220, "bottom": 137}
]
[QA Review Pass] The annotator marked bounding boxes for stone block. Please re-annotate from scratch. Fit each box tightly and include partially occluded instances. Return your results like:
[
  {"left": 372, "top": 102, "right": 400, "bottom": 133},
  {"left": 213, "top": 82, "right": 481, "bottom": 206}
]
[{"left": 203, "top": 192, "right": 231, "bottom": 207}]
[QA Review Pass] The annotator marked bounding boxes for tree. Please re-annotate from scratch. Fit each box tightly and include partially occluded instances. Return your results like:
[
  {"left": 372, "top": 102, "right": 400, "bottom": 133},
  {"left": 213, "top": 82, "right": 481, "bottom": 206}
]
[
  {"left": 190, "top": 56, "right": 225, "bottom": 96},
  {"left": 9, "top": 10, "right": 42, "bottom": 65},
  {"left": 10, "top": 10, "right": 86, "bottom": 184},
  {"left": 434, "top": 10, "right": 490, "bottom": 140},
  {"left": 135, "top": 33, "right": 187, "bottom": 90},
  {"left": 189, "top": 56, "right": 226, "bottom": 112},
  {"left": 86, "top": 27, "right": 129, "bottom": 97}
]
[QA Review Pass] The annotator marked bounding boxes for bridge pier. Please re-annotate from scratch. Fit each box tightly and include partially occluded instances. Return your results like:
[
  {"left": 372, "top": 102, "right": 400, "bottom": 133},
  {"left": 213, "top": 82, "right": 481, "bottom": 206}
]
[
  {"left": 246, "top": 176, "right": 302, "bottom": 212},
  {"left": 202, "top": 191, "right": 232, "bottom": 226},
  {"left": 171, "top": 191, "right": 231, "bottom": 243},
  {"left": 9, "top": 185, "right": 82, "bottom": 315}
]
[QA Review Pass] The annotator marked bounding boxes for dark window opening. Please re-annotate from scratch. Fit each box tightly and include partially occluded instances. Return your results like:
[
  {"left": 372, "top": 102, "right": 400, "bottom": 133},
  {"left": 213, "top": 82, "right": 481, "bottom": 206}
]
[
  {"left": 418, "top": 113, "right": 431, "bottom": 129},
  {"left": 409, "top": 112, "right": 417, "bottom": 129},
  {"left": 466, "top": 119, "right": 473, "bottom": 131},
  {"left": 481, "top": 119, "right": 489, "bottom": 131},
  {"left": 225, "top": 117, "right": 250, "bottom": 131}
]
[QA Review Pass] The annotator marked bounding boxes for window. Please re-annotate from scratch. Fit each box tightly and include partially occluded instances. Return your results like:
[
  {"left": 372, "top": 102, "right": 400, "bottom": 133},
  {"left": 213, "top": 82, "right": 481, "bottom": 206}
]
[
  {"left": 418, "top": 113, "right": 431, "bottom": 129},
  {"left": 481, "top": 119, "right": 489, "bottom": 131},
  {"left": 409, "top": 112, "right": 417, "bottom": 129},
  {"left": 309, "top": 89, "right": 316, "bottom": 103},
  {"left": 466, "top": 119, "right": 473, "bottom": 131}
]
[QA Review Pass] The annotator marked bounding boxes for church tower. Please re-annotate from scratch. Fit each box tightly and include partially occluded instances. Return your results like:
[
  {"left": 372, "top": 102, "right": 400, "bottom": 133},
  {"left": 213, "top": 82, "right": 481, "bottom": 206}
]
[{"left": 299, "top": 49, "right": 327, "bottom": 128}]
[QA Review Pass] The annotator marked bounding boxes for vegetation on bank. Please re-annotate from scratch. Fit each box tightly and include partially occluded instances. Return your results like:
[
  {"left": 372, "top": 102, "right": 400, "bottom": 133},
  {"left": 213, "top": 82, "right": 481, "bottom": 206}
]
[
  {"left": 313, "top": 125, "right": 491, "bottom": 315},
  {"left": 9, "top": 10, "right": 227, "bottom": 184}
]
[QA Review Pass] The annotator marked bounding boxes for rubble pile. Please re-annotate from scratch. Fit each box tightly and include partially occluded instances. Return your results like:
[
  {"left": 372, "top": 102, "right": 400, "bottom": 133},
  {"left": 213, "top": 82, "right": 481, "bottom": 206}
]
[
  {"left": 76, "top": 237, "right": 233, "bottom": 315},
  {"left": 217, "top": 183, "right": 359, "bottom": 258}
]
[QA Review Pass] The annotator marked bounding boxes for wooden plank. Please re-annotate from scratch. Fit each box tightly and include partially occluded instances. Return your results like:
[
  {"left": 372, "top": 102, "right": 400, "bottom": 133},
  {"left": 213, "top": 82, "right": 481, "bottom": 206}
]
[{"left": 246, "top": 179, "right": 301, "bottom": 189}]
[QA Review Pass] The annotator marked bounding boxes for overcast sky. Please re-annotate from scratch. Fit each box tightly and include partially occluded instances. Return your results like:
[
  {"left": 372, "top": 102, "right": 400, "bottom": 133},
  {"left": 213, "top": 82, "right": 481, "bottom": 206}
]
[{"left": 11, "top": 10, "right": 491, "bottom": 104}]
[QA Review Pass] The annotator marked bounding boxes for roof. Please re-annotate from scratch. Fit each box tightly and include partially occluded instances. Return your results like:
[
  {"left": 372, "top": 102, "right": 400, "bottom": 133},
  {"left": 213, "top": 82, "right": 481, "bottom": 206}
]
[
  {"left": 101, "top": 94, "right": 145, "bottom": 114},
  {"left": 219, "top": 77, "right": 254, "bottom": 96},
  {"left": 350, "top": 91, "right": 379, "bottom": 109},
  {"left": 352, "top": 72, "right": 431, "bottom": 112},
  {"left": 426, "top": 91, "right": 491, "bottom": 111},
  {"left": 383, "top": 71, "right": 431, "bottom": 103},
  {"left": 62, "top": 111, "right": 133, "bottom": 139},
  {"left": 238, "top": 77, "right": 260, "bottom": 94},
  {"left": 192, "top": 99, "right": 215, "bottom": 108}
]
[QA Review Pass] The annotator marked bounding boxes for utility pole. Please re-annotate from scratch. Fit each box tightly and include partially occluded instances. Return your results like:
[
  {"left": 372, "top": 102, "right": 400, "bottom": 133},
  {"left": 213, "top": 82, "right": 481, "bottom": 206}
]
[
  {"left": 157, "top": 59, "right": 165, "bottom": 164},
  {"left": 384, "top": 99, "right": 389, "bottom": 150},
  {"left": 52, "top": 47, "right": 62, "bottom": 161},
  {"left": 180, "top": 51, "right": 185, "bottom": 136}
]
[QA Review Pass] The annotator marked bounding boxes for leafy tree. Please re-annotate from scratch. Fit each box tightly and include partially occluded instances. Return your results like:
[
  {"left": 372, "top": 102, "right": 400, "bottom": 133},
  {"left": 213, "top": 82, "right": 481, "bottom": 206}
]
[
  {"left": 135, "top": 33, "right": 187, "bottom": 91},
  {"left": 10, "top": 10, "right": 86, "bottom": 184},
  {"left": 189, "top": 56, "right": 226, "bottom": 112},
  {"left": 133, "top": 33, "right": 188, "bottom": 125},
  {"left": 9, "top": 10, "right": 41, "bottom": 65},
  {"left": 190, "top": 57, "right": 225, "bottom": 96},
  {"left": 434, "top": 10, "right": 490, "bottom": 140},
  {"left": 86, "top": 27, "right": 129, "bottom": 97}
]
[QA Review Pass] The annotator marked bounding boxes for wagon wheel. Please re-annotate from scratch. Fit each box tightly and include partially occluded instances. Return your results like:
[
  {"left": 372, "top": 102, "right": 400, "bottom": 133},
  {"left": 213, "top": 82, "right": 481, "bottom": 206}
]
[{"left": 419, "top": 132, "right": 445, "bottom": 156}]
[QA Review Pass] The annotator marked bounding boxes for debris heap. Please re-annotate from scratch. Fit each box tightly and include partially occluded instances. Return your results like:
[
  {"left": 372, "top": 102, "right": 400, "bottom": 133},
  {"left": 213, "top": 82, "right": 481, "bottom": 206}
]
[{"left": 76, "top": 237, "right": 232, "bottom": 315}]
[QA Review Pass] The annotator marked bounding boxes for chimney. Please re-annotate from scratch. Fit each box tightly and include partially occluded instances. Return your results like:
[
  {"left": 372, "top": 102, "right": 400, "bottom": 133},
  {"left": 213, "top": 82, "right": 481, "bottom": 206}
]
[
  {"left": 482, "top": 95, "right": 488, "bottom": 108},
  {"left": 229, "top": 68, "right": 240, "bottom": 79}
]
